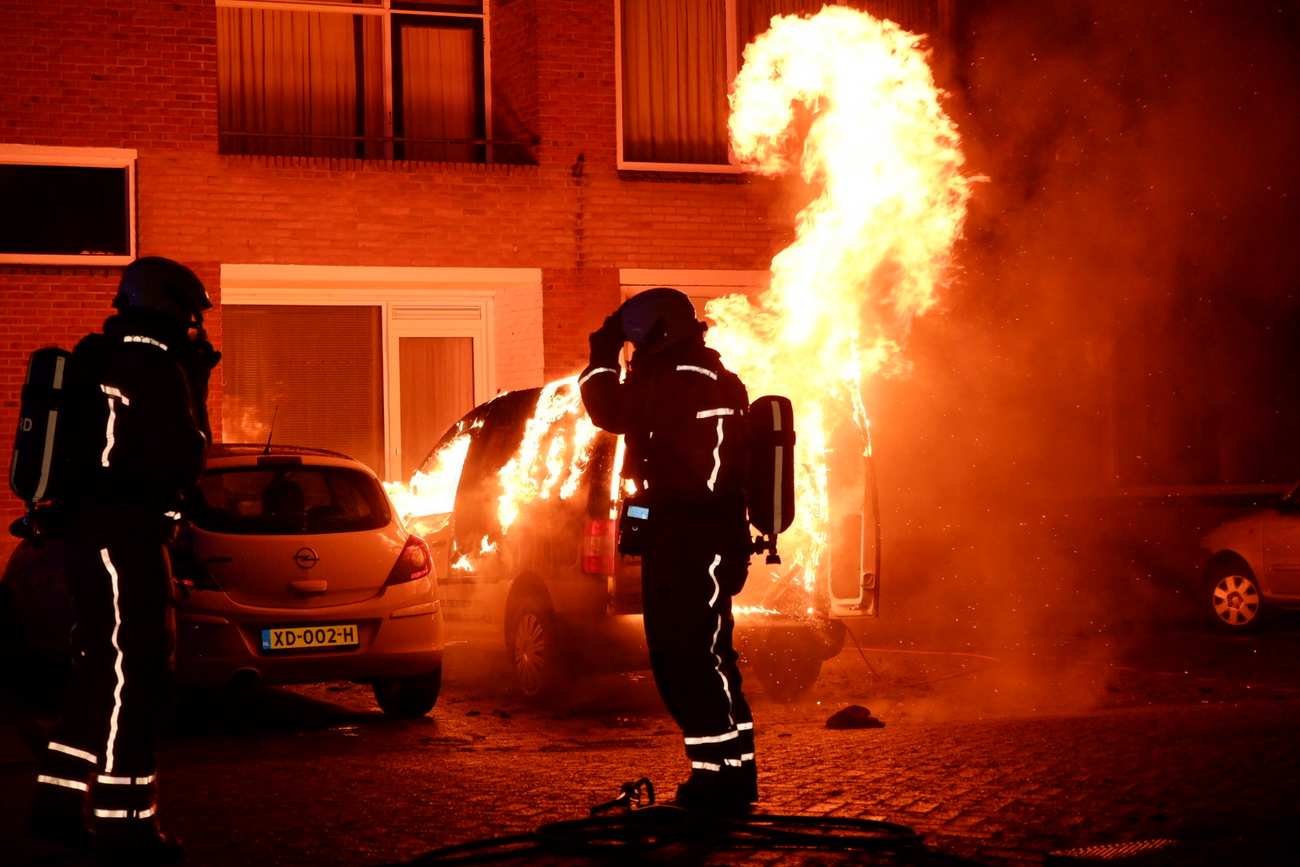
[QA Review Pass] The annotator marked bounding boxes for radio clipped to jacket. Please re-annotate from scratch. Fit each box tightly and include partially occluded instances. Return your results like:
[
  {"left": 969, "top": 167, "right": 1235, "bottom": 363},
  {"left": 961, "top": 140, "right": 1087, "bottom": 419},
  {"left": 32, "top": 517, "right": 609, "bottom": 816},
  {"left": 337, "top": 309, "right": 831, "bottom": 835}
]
[{"left": 617, "top": 497, "right": 652, "bottom": 557}]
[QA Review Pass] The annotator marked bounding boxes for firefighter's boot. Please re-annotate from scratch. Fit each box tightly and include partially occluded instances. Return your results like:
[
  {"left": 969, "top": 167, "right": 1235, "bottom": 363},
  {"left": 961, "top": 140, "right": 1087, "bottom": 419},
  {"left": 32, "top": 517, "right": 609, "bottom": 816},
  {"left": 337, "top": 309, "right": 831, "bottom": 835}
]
[
  {"left": 28, "top": 788, "right": 90, "bottom": 849},
  {"left": 93, "top": 823, "right": 185, "bottom": 865},
  {"left": 29, "top": 740, "right": 95, "bottom": 849},
  {"left": 737, "top": 722, "right": 757, "bottom": 803},
  {"left": 92, "top": 775, "right": 184, "bottom": 864},
  {"left": 673, "top": 767, "right": 752, "bottom": 815},
  {"left": 742, "top": 760, "right": 758, "bottom": 804}
]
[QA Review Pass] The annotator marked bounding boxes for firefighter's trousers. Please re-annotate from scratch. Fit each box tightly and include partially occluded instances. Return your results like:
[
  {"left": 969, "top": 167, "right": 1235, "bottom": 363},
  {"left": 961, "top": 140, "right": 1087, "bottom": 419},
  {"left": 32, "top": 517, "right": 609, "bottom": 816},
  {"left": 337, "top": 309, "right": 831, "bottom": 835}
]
[
  {"left": 641, "top": 509, "right": 755, "bottom": 780},
  {"left": 35, "top": 510, "right": 175, "bottom": 830}
]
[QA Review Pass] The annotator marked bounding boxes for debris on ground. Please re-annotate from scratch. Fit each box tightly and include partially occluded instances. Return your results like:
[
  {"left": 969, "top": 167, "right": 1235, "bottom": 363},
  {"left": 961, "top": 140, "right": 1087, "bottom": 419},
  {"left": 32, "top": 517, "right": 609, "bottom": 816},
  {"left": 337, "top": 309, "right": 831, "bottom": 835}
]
[{"left": 826, "top": 704, "right": 885, "bottom": 729}]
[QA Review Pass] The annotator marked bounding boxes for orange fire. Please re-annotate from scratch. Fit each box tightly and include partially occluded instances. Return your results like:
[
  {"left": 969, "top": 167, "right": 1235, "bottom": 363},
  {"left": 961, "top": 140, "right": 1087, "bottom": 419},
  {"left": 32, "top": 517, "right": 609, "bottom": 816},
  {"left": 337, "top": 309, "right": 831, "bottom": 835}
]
[
  {"left": 709, "top": 5, "right": 972, "bottom": 603},
  {"left": 385, "top": 6, "right": 970, "bottom": 613},
  {"left": 384, "top": 426, "right": 473, "bottom": 536},
  {"left": 496, "top": 375, "right": 600, "bottom": 533}
]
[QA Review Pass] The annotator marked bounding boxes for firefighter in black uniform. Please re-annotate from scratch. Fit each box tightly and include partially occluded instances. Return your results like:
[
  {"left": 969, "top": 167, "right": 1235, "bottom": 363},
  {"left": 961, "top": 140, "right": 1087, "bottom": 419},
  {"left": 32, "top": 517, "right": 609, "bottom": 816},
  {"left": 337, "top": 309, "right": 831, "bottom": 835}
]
[
  {"left": 29, "top": 257, "right": 217, "bottom": 863},
  {"left": 580, "top": 288, "right": 757, "bottom": 811}
]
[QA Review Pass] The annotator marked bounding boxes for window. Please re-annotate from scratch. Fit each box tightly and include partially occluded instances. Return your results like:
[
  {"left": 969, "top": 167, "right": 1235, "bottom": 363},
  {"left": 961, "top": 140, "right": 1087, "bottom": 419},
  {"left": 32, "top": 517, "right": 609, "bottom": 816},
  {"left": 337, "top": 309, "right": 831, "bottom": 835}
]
[
  {"left": 222, "top": 304, "right": 388, "bottom": 473},
  {"left": 0, "top": 145, "right": 137, "bottom": 266},
  {"left": 194, "top": 466, "right": 392, "bottom": 535},
  {"left": 219, "top": 264, "right": 545, "bottom": 482},
  {"left": 619, "top": 268, "right": 769, "bottom": 315},
  {"left": 619, "top": 268, "right": 769, "bottom": 365},
  {"left": 216, "top": 0, "right": 494, "bottom": 162},
  {"left": 616, "top": 0, "right": 947, "bottom": 171}
]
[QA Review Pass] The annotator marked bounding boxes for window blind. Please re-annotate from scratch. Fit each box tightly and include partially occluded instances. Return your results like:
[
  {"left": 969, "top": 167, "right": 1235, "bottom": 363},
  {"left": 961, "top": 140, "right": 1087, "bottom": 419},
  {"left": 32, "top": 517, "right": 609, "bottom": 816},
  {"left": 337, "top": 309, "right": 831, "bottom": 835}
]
[{"left": 221, "top": 305, "right": 386, "bottom": 476}]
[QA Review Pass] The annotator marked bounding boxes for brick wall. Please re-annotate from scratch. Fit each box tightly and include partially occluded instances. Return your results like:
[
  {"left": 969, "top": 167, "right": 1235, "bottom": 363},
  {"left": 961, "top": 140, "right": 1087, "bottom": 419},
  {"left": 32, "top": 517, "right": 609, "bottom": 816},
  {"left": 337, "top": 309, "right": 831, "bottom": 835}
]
[
  {"left": 0, "top": 0, "right": 803, "bottom": 554},
  {"left": 0, "top": 0, "right": 218, "bottom": 150}
]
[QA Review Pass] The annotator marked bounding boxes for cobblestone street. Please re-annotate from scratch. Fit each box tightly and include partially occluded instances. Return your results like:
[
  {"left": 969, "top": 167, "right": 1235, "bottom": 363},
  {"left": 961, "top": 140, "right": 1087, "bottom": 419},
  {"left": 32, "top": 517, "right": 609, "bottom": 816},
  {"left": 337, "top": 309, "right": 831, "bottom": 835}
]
[{"left": 3, "top": 625, "right": 1298, "bottom": 865}]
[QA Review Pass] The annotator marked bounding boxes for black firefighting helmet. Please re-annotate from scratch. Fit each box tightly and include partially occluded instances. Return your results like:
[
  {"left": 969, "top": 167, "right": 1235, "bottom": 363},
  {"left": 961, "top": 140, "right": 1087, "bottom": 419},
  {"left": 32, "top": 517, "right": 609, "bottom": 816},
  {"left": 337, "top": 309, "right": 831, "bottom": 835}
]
[
  {"left": 618, "top": 287, "right": 702, "bottom": 352},
  {"left": 113, "top": 256, "right": 211, "bottom": 327}
]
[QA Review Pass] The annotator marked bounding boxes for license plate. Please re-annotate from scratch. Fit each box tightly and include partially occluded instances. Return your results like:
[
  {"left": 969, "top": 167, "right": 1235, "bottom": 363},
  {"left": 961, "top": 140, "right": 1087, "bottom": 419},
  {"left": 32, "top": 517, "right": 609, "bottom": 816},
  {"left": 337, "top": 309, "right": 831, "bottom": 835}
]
[{"left": 261, "top": 624, "right": 359, "bottom": 652}]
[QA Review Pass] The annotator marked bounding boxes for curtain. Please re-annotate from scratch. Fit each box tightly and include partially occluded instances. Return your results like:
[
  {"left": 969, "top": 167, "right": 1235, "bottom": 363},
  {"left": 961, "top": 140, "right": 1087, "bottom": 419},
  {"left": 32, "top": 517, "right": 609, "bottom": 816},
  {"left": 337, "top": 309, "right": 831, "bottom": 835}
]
[
  {"left": 218, "top": 7, "right": 374, "bottom": 158},
  {"left": 399, "top": 337, "right": 476, "bottom": 481},
  {"left": 397, "top": 21, "right": 480, "bottom": 162},
  {"left": 621, "top": 0, "right": 729, "bottom": 165},
  {"left": 221, "top": 305, "right": 385, "bottom": 477},
  {"left": 736, "top": 0, "right": 826, "bottom": 55},
  {"left": 737, "top": 2, "right": 943, "bottom": 64}
]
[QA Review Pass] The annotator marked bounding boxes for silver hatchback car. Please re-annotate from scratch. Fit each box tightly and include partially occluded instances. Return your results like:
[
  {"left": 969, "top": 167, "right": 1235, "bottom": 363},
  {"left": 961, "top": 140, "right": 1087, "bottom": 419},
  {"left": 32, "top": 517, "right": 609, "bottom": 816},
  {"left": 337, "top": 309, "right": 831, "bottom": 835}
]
[
  {"left": 1200, "top": 482, "right": 1300, "bottom": 630},
  {"left": 171, "top": 444, "right": 444, "bottom": 715}
]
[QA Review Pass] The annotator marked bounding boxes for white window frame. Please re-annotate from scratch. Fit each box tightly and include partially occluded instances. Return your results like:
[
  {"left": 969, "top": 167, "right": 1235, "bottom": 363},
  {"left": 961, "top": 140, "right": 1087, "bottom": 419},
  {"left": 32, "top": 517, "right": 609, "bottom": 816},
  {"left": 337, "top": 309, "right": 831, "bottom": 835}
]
[
  {"left": 614, "top": 0, "right": 745, "bottom": 173},
  {"left": 620, "top": 268, "right": 769, "bottom": 365},
  {"left": 0, "top": 144, "right": 138, "bottom": 266},
  {"left": 214, "top": 0, "right": 493, "bottom": 162},
  {"left": 220, "top": 264, "right": 539, "bottom": 480},
  {"left": 620, "top": 268, "right": 769, "bottom": 301}
]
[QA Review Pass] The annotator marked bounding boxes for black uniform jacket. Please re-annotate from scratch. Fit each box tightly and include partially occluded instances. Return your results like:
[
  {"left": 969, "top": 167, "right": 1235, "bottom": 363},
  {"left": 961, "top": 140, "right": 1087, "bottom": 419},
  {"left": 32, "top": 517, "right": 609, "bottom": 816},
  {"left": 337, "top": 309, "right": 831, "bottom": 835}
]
[
  {"left": 62, "top": 312, "right": 208, "bottom": 524},
  {"left": 580, "top": 338, "right": 749, "bottom": 518}
]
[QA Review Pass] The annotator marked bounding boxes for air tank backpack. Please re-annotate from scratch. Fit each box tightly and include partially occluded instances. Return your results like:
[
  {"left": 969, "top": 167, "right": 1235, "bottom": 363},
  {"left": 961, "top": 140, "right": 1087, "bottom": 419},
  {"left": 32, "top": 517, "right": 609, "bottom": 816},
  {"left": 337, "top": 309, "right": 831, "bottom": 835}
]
[
  {"left": 8, "top": 346, "right": 73, "bottom": 540},
  {"left": 745, "top": 395, "right": 796, "bottom": 564}
]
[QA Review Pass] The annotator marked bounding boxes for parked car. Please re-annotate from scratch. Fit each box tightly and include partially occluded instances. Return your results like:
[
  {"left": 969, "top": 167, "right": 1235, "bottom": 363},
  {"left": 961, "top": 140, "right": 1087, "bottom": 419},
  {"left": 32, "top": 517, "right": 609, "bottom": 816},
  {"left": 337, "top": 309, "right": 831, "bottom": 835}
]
[
  {"left": 410, "top": 388, "right": 853, "bottom": 703},
  {"left": 0, "top": 444, "right": 444, "bottom": 717},
  {"left": 1200, "top": 481, "right": 1300, "bottom": 631}
]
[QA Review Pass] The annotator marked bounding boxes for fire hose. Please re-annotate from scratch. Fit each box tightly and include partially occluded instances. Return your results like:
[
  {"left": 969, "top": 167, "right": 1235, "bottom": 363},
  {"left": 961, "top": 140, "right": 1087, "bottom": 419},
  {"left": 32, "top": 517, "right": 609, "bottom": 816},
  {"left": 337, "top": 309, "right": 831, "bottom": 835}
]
[{"left": 393, "top": 779, "right": 981, "bottom": 866}]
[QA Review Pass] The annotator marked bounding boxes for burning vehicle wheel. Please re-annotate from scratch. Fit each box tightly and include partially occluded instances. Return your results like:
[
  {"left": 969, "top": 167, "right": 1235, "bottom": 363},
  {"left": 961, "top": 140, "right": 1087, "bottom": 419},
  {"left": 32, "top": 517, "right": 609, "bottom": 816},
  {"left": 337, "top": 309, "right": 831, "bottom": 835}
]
[
  {"left": 750, "top": 628, "right": 823, "bottom": 702},
  {"left": 373, "top": 668, "right": 443, "bottom": 718},
  {"left": 1207, "top": 563, "right": 1265, "bottom": 632},
  {"left": 506, "top": 588, "right": 567, "bottom": 701}
]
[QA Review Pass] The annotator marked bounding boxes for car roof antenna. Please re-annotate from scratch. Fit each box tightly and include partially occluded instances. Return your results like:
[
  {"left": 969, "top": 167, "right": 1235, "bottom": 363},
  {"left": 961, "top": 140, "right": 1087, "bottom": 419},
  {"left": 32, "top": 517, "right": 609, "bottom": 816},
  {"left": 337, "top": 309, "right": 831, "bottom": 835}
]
[{"left": 262, "top": 405, "right": 278, "bottom": 456}]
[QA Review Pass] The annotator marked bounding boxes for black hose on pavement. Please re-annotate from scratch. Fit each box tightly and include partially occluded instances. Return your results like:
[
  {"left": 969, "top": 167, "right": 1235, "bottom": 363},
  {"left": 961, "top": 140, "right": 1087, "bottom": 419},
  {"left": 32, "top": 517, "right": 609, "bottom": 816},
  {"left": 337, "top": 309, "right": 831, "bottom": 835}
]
[{"left": 394, "top": 802, "right": 983, "bottom": 865}]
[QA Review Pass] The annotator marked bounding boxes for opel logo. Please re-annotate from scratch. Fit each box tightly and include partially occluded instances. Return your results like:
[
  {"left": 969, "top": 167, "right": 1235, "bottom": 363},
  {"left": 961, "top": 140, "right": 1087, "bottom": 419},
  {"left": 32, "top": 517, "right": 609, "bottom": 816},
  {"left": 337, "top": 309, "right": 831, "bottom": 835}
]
[{"left": 293, "top": 547, "right": 320, "bottom": 570}]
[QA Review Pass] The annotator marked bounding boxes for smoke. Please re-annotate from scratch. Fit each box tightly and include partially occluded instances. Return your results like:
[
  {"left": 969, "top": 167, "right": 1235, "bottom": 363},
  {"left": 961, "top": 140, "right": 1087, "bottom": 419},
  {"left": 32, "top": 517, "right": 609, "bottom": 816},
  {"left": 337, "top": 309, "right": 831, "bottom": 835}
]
[{"left": 850, "top": 0, "right": 1300, "bottom": 715}]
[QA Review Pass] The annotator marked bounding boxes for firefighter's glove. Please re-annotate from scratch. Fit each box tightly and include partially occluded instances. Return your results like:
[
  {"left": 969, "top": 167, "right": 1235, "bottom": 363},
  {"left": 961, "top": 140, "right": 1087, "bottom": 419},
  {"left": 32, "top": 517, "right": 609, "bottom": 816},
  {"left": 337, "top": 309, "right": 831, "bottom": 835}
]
[
  {"left": 181, "top": 337, "right": 220, "bottom": 397},
  {"left": 187, "top": 333, "right": 223, "bottom": 374},
  {"left": 181, "top": 335, "right": 221, "bottom": 443},
  {"left": 588, "top": 313, "right": 625, "bottom": 367}
]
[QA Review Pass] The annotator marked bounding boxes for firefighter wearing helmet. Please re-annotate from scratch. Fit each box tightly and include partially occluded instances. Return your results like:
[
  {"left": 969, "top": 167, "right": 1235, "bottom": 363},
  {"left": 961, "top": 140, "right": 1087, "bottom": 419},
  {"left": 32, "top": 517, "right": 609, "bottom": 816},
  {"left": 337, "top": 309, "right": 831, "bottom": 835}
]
[
  {"left": 580, "top": 287, "right": 757, "bottom": 812},
  {"left": 29, "top": 257, "right": 219, "bottom": 863}
]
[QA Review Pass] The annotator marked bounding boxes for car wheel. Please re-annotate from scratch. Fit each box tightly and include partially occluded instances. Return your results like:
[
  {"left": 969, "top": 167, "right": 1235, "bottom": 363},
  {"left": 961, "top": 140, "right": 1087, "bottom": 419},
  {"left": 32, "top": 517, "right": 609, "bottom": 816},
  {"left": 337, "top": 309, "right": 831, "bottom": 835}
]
[
  {"left": 506, "top": 590, "right": 565, "bottom": 702},
  {"left": 373, "top": 668, "right": 442, "bottom": 718},
  {"left": 1207, "top": 563, "right": 1265, "bottom": 632},
  {"left": 750, "top": 627, "right": 823, "bottom": 702}
]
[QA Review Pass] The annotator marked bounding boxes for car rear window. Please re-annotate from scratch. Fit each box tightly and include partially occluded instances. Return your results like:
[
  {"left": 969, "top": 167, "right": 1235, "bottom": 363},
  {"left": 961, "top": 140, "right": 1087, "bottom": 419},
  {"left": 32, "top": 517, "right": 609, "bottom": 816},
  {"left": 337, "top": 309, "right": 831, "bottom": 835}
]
[{"left": 192, "top": 466, "right": 391, "bottom": 535}]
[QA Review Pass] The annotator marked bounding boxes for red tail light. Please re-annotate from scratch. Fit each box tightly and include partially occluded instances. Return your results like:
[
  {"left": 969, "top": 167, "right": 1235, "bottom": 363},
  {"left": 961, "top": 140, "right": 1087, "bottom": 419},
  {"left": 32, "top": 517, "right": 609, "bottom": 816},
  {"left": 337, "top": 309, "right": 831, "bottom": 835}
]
[
  {"left": 386, "top": 535, "right": 433, "bottom": 586},
  {"left": 582, "top": 517, "right": 617, "bottom": 575}
]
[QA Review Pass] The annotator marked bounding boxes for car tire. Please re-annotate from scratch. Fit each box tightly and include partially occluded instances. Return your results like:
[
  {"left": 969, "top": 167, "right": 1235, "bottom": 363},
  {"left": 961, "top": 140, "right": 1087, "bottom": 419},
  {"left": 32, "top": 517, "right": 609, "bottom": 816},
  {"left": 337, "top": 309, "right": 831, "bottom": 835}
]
[
  {"left": 1206, "top": 560, "right": 1266, "bottom": 632},
  {"left": 505, "top": 588, "right": 566, "bottom": 702},
  {"left": 749, "top": 627, "right": 823, "bottom": 702},
  {"left": 373, "top": 668, "right": 442, "bottom": 718}
]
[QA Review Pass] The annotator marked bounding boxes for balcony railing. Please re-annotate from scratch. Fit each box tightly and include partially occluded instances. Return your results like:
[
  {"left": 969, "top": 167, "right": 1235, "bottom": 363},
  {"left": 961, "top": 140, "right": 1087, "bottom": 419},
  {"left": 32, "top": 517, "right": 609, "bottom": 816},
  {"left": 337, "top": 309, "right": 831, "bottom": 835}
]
[{"left": 218, "top": 130, "right": 537, "bottom": 165}]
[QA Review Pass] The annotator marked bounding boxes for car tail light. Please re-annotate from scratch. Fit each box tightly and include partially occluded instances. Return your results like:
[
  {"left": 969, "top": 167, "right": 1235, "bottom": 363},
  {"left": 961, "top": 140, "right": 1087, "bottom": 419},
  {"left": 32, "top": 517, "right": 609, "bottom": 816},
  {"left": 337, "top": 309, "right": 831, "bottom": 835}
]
[
  {"left": 386, "top": 535, "right": 433, "bottom": 586},
  {"left": 582, "top": 517, "right": 617, "bottom": 575}
]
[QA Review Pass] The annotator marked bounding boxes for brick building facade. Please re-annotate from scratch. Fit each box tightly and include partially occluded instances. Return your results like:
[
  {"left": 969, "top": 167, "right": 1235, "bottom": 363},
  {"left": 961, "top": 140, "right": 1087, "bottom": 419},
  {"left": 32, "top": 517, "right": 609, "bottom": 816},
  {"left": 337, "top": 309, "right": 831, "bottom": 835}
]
[{"left": 0, "top": 1, "right": 954, "bottom": 554}]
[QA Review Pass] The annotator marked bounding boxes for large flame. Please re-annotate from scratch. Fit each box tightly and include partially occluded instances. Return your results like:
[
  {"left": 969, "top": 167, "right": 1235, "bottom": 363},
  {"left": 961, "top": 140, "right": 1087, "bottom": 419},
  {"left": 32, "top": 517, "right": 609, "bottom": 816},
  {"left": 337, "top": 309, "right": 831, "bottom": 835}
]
[
  {"left": 707, "top": 5, "right": 973, "bottom": 600},
  {"left": 385, "top": 6, "right": 970, "bottom": 613},
  {"left": 384, "top": 428, "right": 473, "bottom": 535},
  {"left": 496, "top": 376, "right": 598, "bottom": 533}
]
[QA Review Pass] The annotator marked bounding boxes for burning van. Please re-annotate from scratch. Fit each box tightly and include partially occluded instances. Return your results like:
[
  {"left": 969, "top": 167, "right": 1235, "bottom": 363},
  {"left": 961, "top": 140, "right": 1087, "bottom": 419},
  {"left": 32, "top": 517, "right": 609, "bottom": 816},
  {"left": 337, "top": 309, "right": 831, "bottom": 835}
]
[
  {"left": 386, "top": 5, "right": 974, "bottom": 703},
  {"left": 389, "top": 384, "right": 865, "bottom": 702}
]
